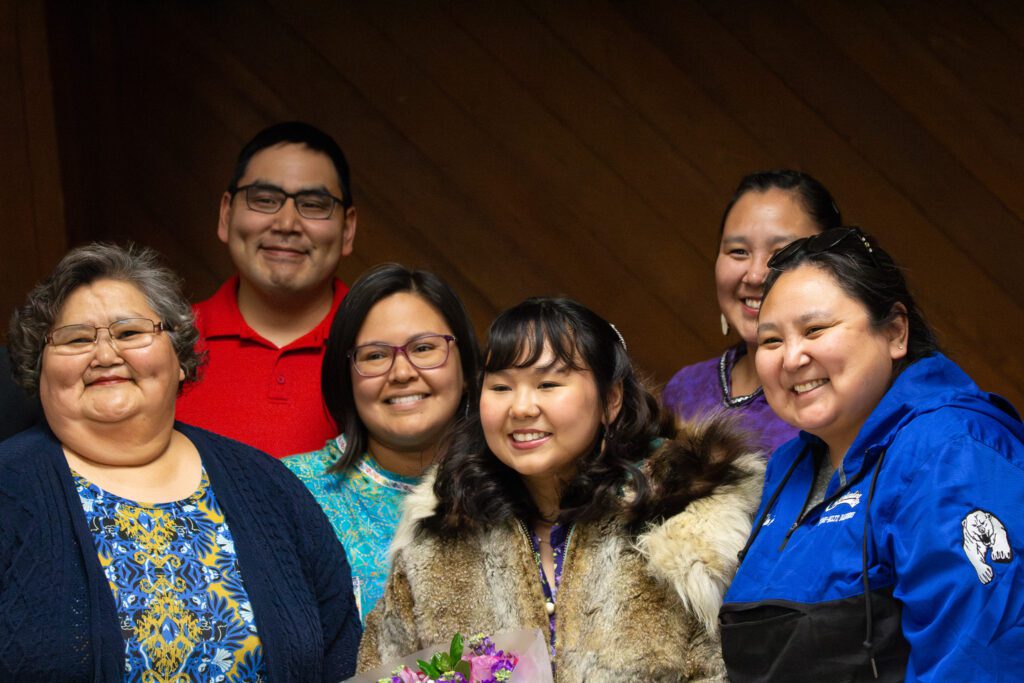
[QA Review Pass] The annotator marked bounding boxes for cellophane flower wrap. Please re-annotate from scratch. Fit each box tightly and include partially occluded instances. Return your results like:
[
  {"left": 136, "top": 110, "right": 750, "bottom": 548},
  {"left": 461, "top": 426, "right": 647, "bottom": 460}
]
[{"left": 343, "top": 629, "right": 552, "bottom": 683}]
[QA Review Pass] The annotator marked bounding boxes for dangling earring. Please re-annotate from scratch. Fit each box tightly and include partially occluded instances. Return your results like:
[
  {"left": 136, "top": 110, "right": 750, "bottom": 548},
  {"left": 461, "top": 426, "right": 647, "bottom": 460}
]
[{"left": 721, "top": 314, "right": 730, "bottom": 336}]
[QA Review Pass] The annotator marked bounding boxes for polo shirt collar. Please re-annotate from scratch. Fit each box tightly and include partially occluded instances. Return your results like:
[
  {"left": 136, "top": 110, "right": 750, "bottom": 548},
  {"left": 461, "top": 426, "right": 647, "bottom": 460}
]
[{"left": 200, "top": 274, "right": 344, "bottom": 349}]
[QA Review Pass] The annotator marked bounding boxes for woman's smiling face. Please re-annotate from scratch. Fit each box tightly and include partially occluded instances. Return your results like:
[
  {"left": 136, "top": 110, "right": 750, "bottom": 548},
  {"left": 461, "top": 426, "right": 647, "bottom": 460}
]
[
  {"left": 716, "top": 188, "right": 820, "bottom": 345},
  {"left": 39, "top": 279, "right": 183, "bottom": 434},
  {"left": 755, "top": 264, "right": 906, "bottom": 458},
  {"left": 480, "top": 344, "right": 613, "bottom": 491},
  {"left": 351, "top": 292, "right": 464, "bottom": 459}
]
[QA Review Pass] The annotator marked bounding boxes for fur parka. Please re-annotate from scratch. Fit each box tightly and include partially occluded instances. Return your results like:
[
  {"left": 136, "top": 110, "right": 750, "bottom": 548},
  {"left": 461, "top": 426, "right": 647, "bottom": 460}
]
[{"left": 358, "top": 419, "right": 765, "bottom": 682}]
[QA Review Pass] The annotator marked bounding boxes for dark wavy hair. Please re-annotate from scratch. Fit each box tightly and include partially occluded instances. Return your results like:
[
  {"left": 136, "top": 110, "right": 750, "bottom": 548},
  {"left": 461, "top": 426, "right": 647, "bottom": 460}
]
[
  {"left": 228, "top": 121, "right": 354, "bottom": 208},
  {"left": 426, "top": 297, "right": 699, "bottom": 536},
  {"left": 321, "top": 263, "right": 480, "bottom": 473},
  {"left": 8, "top": 242, "right": 203, "bottom": 395},
  {"left": 763, "top": 228, "right": 941, "bottom": 376},
  {"left": 720, "top": 169, "right": 842, "bottom": 235}
]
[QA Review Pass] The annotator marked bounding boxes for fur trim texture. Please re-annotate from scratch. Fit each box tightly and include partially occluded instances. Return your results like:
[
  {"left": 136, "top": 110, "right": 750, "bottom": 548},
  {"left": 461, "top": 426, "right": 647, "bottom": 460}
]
[{"left": 366, "top": 414, "right": 764, "bottom": 680}]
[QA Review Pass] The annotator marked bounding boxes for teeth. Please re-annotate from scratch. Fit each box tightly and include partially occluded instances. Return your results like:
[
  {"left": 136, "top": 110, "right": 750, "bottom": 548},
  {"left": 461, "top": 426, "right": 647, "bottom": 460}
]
[
  {"left": 744, "top": 298, "right": 762, "bottom": 310},
  {"left": 387, "top": 394, "right": 426, "bottom": 405},
  {"left": 793, "top": 379, "right": 828, "bottom": 394},
  {"left": 511, "top": 432, "right": 549, "bottom": 443}
]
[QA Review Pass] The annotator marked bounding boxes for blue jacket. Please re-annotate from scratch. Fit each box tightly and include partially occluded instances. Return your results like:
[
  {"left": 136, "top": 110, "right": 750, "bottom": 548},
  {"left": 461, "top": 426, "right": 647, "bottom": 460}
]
[
  {"left": 0, "top": 422, "right": 362, "bottom": 682},
  {"left": 722, "top": 354, "right": 1024, "bottom": 682}
]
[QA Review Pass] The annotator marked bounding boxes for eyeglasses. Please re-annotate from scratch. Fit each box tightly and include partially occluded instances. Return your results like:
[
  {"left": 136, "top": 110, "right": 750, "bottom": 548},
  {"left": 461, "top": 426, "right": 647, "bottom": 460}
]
[
  {"left": 231, "top": 183, "right": 345, "bottom": 220},
  {"left": 46, "top": 318, "right": 166, "bottom": 356},
  {"left": 349, "top": 334, "right": 457, "bottom": 377},
  {"left": 767, "top": 226, "right": 879, "bottom": 271}
]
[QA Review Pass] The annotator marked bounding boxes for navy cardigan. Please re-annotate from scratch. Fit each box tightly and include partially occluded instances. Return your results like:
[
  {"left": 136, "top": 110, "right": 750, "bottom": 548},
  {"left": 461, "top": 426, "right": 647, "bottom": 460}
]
[{"left": 0, "top": 422, "right": 361, "bottom": 681}]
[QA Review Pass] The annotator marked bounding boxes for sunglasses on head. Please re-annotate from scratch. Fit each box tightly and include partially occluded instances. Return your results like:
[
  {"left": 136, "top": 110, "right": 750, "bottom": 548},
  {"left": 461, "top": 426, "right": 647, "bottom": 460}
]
[{"left": 767, "top": 226, "right": 879, "bottom": 271}]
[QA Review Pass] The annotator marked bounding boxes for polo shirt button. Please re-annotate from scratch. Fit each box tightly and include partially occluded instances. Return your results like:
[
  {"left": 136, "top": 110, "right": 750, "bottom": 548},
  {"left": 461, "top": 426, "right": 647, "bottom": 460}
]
[{"left": 277, "top": 375, "right": 285, "bottom": 384}]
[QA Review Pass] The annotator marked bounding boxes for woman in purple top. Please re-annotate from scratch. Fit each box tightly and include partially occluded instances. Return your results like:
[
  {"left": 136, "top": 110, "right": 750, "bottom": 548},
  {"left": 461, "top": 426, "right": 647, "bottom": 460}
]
[{"left": 663, "top": 170, "right": 842, "bottom": 454}]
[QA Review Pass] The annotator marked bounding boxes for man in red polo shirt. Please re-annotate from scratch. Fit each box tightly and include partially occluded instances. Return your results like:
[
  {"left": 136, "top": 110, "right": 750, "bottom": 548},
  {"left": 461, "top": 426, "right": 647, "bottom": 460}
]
[{"left": 177, "top": 122, "right": 357, "bottom": 457}]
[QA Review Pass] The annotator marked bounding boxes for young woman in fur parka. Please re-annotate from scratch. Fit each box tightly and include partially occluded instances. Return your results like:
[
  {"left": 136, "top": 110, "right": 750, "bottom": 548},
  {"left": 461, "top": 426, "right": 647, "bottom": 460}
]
[{"left": 358, "top": 297, "right": 765, "bottom": 682}]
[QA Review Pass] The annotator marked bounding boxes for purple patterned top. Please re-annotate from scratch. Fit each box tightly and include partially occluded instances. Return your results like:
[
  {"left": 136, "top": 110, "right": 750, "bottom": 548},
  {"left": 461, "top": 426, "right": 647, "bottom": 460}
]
[
  {"left": 662, "top": 344, "right": 798, "bottom": 456},
  {"left": 528, "top": 522, "right": 571, "bottom": 658}
]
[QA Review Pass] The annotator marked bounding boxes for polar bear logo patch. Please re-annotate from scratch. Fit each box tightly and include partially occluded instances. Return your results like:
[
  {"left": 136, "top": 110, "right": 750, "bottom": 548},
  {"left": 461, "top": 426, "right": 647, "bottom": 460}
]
[{"left": 962, "top": 509, "right": 1012, "bottom": 584}]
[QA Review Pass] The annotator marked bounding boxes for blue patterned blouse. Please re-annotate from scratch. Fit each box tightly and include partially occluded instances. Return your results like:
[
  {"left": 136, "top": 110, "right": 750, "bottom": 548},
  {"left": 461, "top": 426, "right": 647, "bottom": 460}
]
[
  {"left": 74, "top": 470, "right": 266, "bottom": 682},
  {"left": 283, "top": 437, "right": 420, "bottom": 623}
]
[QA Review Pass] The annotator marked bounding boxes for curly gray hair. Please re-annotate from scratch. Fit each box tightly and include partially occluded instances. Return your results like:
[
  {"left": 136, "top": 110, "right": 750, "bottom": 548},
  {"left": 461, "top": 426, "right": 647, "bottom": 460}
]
[{"left": 8, "top": 242, "right": 204, "bottom": 395}]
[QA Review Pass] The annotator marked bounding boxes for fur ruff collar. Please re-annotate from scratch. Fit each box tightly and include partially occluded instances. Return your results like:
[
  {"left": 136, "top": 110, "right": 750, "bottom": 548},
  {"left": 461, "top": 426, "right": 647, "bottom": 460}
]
[{"left": 390, "top": 416, "right": 765, "bottom": 634}]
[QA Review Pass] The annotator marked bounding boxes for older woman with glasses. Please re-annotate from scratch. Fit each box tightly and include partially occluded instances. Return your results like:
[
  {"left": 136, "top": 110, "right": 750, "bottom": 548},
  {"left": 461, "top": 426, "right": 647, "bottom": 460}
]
[
  {"left": 284, "top": 263, "right": 480, "bottom": 623},
  {"left": 0, "top": 243, "right": 360, "bottom": 682},
  {"left": 719, "top": 228, "right": 1024, "bottom": 682}
]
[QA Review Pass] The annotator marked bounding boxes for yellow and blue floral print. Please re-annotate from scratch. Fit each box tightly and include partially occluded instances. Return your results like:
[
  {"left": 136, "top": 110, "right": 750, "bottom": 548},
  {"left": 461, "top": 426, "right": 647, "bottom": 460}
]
[{"left": 75, "top": 470, "right": 265, "bottom": 682}]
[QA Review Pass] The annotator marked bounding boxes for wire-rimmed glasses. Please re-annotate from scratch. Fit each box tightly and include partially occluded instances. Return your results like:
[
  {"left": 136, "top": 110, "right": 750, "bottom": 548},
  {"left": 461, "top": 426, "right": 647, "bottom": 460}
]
[{"left": 46, "top": 318, "right": 166, "bottom": 356}]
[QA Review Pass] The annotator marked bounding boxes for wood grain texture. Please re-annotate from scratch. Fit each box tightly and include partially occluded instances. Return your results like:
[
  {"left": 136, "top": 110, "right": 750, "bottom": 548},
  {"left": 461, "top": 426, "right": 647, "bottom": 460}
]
[
  {"left": 0, "top": 0, "right": 65, "bottom": 339},
  {"left": 18, "top": 0, "right": 1023, "bottom": 407}
]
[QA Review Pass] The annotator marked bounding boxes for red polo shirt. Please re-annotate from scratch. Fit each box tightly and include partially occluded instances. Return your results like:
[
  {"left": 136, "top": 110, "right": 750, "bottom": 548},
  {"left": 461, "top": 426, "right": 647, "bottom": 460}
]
[{"left": 176, "top": 275, "right": 348, "bottom": 457}]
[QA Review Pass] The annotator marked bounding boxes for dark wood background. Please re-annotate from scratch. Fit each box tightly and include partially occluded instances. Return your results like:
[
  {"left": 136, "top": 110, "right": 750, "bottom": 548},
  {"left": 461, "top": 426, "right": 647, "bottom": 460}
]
[{"left": 6, "top": 0, "right": 1024, "bottom": 407}]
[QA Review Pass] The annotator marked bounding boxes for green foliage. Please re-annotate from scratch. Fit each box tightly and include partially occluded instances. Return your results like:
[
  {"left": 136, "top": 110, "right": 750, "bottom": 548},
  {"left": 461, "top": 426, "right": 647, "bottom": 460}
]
[
  {"left": 450, "top": 632, "right": 463, "bottom": 664},
  {"left": 416, "top": 633, "right": 470, "bottom": 679},
  {"left": 416, "top": 659, "right": 440, "bottom": 678}
]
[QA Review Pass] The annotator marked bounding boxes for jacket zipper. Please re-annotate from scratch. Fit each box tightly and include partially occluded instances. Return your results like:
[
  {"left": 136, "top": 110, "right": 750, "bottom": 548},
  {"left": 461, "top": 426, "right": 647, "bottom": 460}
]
[
  {"left": 517, "top": 520, "right": 577, "bottom": 585},
  {"left": 778, "top": 449, "right": 873, "bottom": 551},
  {"left": 560, "top": 526, "right": 577, "bottom": 586},
  {"left": 516, "top": 519, "right": 547, "bottom": 608},
  {"left": 778, "top": 472, "right": 819, "bottom": 551}
]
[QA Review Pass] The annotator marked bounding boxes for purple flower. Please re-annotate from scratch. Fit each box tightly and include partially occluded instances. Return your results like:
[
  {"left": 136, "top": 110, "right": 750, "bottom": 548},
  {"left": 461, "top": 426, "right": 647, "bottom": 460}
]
[
  {"left": 467, "top": 635, "right": 498, "bottom": 657},
  {"left": 435, "top": 673, "right": 467, "bottom": 683},
  {"left": 493, "top": 657, "right": 517, "bottom": 672}
]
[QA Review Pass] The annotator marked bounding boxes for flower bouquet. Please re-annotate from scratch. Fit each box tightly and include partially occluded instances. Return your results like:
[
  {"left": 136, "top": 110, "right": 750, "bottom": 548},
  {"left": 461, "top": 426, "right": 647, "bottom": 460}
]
[{"left": 343, "top": 628, "right": 552, "bottom": 683}]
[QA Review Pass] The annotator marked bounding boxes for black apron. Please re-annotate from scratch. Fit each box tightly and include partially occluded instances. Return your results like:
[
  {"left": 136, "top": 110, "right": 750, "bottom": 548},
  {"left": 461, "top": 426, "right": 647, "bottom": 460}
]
[{"left": 720, "top": 589, "right": 910, "bottom": 682}]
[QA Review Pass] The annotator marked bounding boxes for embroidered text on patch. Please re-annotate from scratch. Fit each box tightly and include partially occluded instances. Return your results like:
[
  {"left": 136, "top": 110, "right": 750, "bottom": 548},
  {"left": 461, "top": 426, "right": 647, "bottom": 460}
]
[{"left": 817, "top": 511, "right": 856, "bottom": 525}]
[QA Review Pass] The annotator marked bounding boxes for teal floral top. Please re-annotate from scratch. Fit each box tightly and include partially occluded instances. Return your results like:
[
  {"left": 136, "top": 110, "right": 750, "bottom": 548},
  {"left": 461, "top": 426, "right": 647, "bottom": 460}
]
[
  {"left": 283, "top": 437, "right": 420, "bottom": 623},
  {"left": 74, "top": 470, "right": 265, "bottom": 682}
]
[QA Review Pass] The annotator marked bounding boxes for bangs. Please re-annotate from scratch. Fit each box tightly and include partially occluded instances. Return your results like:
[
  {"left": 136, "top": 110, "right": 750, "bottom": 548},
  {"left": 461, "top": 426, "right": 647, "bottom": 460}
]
[{"left": 483, "top": 303, "right": 587, "bottom": 373}]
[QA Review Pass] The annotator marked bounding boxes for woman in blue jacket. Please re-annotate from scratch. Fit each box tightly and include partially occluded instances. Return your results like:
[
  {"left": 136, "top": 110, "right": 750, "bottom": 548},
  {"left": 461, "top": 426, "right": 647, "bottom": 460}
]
[{"left": 720, "top": 227, "right": 1024, "bottom": 682}]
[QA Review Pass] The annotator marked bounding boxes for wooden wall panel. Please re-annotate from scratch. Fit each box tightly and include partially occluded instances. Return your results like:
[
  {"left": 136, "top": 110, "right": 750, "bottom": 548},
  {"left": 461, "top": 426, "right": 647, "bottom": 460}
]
[
  {"left": 35, "top": 0, "right": 1024, "bottom": 408},
  {"left": 972, "top": 0, "right": 1024, "bottom": 51},
  {"left": 0, "top": 0, "right": 65, "bottom": 338}
]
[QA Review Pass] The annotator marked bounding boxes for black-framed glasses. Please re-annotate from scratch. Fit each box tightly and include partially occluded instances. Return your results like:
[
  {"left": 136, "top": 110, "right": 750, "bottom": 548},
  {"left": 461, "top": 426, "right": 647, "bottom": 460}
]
[
  {"left": 231, "top": 183, "right": 345, "bottom": 220},
  {"left": 767, "top": 226, "right": 879, "bottom": 271},
  {"left": 349, "top": 334, "right": 457, "bottom": 377},
  {"left": 46, "top": 318, "right": 166, "bottom": 356}
]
